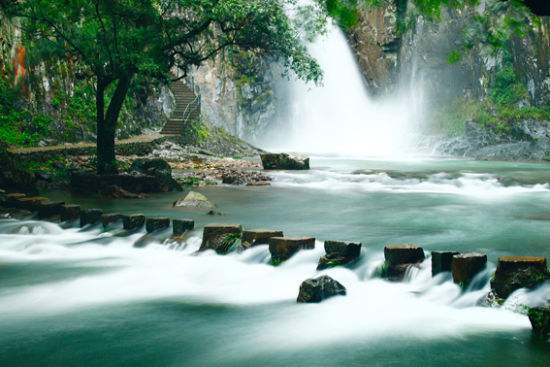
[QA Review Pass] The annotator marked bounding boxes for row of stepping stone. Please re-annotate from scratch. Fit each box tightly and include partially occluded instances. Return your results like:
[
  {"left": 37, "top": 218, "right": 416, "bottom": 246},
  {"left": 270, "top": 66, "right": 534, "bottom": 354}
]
[
  {"left": 1, "top": 193, "right": 194, "bottom": 236},
  {"left": 2, "top": 194, "right": 548, "bottom": 338}
]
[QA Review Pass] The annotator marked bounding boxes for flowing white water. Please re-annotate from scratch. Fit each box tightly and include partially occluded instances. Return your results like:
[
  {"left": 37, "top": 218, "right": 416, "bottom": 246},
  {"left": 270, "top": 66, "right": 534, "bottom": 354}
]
[
  {"left": 260, "top": 19, "right": 424, "bottom": 157},
  {"left": 0, "top": 219, "right": 531, "bottom": 344}
]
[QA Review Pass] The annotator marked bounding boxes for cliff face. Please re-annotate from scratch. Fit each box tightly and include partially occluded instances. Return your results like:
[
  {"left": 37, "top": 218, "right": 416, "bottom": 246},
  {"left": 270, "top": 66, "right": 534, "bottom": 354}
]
[
  {"left": 347, "top": 1, "right": 402, "bottom": 96},
  {"left": 349, "top": 0, "right": 550, "bottom": 105}
]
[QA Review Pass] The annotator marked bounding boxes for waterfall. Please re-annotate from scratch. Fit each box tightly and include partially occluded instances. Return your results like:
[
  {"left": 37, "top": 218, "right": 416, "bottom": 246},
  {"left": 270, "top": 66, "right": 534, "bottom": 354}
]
[{"left": 257, "top": 20, "right": 425, "bottom": 158}]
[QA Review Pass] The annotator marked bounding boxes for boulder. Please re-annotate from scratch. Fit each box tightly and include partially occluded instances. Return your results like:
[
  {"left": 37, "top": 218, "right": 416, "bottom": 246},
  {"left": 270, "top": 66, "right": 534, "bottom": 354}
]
[
  {"left": 101, "top": 213, "right": 123, "bottom": 227},
  {"left": 451, "top": 252, "right": 487, "bottom": 286},
  {"left": 382, "top": 244, "right": 425, "bottom": 281},
  {"left": 431, "top": 251, "right": 460, "bottom": 276},
  {"left": 260, "top": 153, "right": 310, "bottom": 170},
  {"left": 122, "top": 214, "right": 145, "bottom": 231},
  {"left": 173, "top": 191, "right": 214, "bottom": 210},
  {"left": 5, "top": 193, "right": 26, "bottom": 206},
  {"left": 37, "top": 200, "right": 65, "bottom": 219},
  {"left": 61, "top": 204, "right": 81, "bottom": 222},
  {"left": 297, "top": 275, "right": 347, "bottom": 303},
  {"left": 268, "top": 237, "right": 316, "bottom": 264},
  {"left": 242, "top": 229, "right": 284, "bottom": 248},
  {"left": 317, "top": 241, "right": 362, "bottom": 270},
  {"left": 528, "top": 305, "right": 550, "bottom": 339},
  {"left": 80, "top": 209, "right": 103, "bottom": 227},
  {"left": 70, "top": 169, "right": 180, "bottom": 195},
  {"left": 100, "top": 185, "right": 143, "bottom": 199},
  {"left": 199, "top": 224, "right": 242, "bottom": 254},
  {"left": 490, "top": 256, "right": 550, "bottom": 299},
  {"left": 130, "top": 158, "right": 181, "bottom": 192},
  {"left": 173, "top": 219, "right": 195, "bottom": 236},
  {"left": 145, "top": 217, "right": 170, "bottom": 233}
]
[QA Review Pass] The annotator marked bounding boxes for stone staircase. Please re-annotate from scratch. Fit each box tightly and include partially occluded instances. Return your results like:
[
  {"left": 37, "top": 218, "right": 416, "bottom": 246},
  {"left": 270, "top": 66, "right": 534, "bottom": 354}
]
[{"left": 160, "top": 81, "right": 201, "bottom": 135}]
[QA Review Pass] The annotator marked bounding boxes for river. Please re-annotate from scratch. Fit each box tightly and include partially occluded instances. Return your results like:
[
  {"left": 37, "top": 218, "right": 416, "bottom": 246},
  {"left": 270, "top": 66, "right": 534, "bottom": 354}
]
[{"left": 1, "top": 157, "right": 549, "bottom": 366}]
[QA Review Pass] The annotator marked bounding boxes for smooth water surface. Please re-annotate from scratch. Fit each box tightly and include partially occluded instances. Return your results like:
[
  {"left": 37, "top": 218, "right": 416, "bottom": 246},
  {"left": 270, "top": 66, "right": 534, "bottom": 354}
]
[{"left": 1, "top": 157, "right": 549, "bottom": 366}]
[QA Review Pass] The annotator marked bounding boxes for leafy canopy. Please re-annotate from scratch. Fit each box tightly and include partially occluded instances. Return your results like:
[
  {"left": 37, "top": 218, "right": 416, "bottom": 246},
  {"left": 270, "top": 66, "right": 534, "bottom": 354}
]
[{"left": 1, "top": 0, "right": 323, "bottom": 84}]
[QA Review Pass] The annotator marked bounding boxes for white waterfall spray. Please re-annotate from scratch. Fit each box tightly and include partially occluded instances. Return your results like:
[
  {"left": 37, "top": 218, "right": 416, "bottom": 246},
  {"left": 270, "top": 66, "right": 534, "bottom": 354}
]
[{"left": 257, "top": 16, "right": 425, "bottom": 158}]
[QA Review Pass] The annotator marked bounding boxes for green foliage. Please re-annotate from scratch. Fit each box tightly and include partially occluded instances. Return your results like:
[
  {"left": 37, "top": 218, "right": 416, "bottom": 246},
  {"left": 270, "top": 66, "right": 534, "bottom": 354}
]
[
  {"left": 220, "top": 232, "right": 242, "bottom": 253},
  {"left": 447, "top": 50, "right": 462, "bottom": 65}
]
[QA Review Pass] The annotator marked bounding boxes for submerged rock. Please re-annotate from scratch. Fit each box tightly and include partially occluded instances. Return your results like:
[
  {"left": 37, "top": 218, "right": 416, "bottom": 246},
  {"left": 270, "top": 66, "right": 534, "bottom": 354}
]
[
  {"left": 241, "top": 229, "right": 284, "bottom": 248},
  {"left": 297, "top": 275, "right": 347, "bottom": 303},
  {"left": 260, "top": 153, "right": 310, "bottom": 170},
  {"left": 382, "top": 244, "right": 425, "bottom": 281},
  {"left": 199, "top": 224, "right": 243, "bottom": 254},
  {"left": 490, "top": 256, "right": 550, "bottom": 299},
  {"left": 268, "top": 237, "right": 316, "bottom": 264},
  {"left": 317, "top": 241, "right": 362, "bottom": 270},
  {"left": 173, "top": 191, "right": 214, "bottom": 210},
  {"left": 431, "top": 251, "right": 460, "bottom": 276},
  {"left": 451, "top": 252, "right": 487, "bottom": 287},
  {"left": 528, "top": 305, "right": 550, "bottom": 339}
]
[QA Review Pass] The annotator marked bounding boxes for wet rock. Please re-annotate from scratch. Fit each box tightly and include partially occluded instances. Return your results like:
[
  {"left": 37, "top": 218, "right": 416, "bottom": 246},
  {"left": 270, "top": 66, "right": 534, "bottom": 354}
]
[
  {"left": 145, "top": 217, "right": 170, "bottom": 233},
  {"left": 221, "top": 173, "right": 246, "bottom": 185},
  {"left": 431, "top": 251, "right": 460, "bottom": 276},
  {"left": 451, "top": 252, "right": 487, "bottom": 286},
  {"left": 222, "top": 171, "right": 271, "bottom": 186},
  {"left": 80, "top": 209, "right": 103, "bottom": 227},
  {"left": 4, "top": 193, "right": 26, "bottom": 206},
  {"left": 260, "top": 153, "right": 310, "bottom": 170},
  {"left": 297, "top": 275, "right": 347, "bottom": 303},
  {"left": 268, "top": 237, "right": 316, "bottom": 264},
  {"left": 241, "top": 229, "right": 284, "bottom": 248},
  {"left": 317, "top": 241, "right": 362, "bottom": 270},
  {"left": 199, "top": 224, "right": 242, "bottom": 254},
  {"left": 173, "top": 219, "right": 194, "bottom": 236},
  {"left": 101, "top": 213, "right": 123, "bottom": 227},
  {"left": 490, "top": 256, "right": 550, "bottom": 299},
  {"left": 13, "top": 196, "right": 48, "bottom": 210},
  {"left": 382, "top": 244, "right": 425, "bottom": 281},
  {"left": 130, "top": 158, "right": 181, "bottom": 191},
  {"left": 173, "top": 191, "right": 214, "bottom": 210},
  {"left": 70, "top": 170, "right": 179, "bottom": 195},
  {"left": 528, "top": 305, "right": 550, "bottom": 339},
  {"left": 37, "top": 200, "right": 65, "bottom": 219},
  {"left": 122, "top": 214, "right": 145, "bottom": 231},
  {"left": 61, "top": 204, "right": 81, "bottom": 222}
]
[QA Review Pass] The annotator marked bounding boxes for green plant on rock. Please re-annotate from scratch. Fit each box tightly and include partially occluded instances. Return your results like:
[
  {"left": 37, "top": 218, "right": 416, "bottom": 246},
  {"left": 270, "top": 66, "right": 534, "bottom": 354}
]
[{"left": 219, "top": 232, "right": 242, "bottom": 253}]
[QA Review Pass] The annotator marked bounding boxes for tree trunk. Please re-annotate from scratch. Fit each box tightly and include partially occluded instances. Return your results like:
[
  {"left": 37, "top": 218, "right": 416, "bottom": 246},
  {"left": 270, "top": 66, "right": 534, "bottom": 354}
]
[{"left": 96, "top": 74, "right": 132, "bottom": 175}]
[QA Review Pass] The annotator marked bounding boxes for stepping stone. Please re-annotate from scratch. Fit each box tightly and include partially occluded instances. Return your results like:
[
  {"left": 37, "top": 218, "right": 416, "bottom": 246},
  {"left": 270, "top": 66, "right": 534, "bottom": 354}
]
[
  {"left": 61, "top": 204, "right": 81, "bottom": 222},
  {"left": 122, "top": 214, "right": 145, "bottom": 231},
  {"left": 101, "top": 213, "right": 123, "bottom": 227},
  {"left": 431, "top": 251, "right": 460, "bottom": 276},
  {"left": 491, "top": 256, "right": 549, "bottom": 299},
  {"left": 145, "top": 217, "right": 170, "bottom": 233},
  {"left": 382, "top": 244, "right": 425, "bottom": 281},
  {"left": 268, "top": 237, "right": 315, "bottom": 263},
  {"left": 317, "top": 241, "right": 362, "bottom": 270},
  {"left": 14, "top": 196, "right": 48, "bottom": 210},
  {"left": 242, "top": 229, "right": 283, "bottom": 248},
  {"left": 297, "top": 275, "right": 346, "bottom": 303},
  {"left": 80, "top": 209, "right": 103, "bottom": 227},
  {"left": 37, "top": 201, "right": 65, "bottom": 219},
  {"left": 173, "top": 219, "right": 194, "bottom": 236},
  {"left": 528, "top": 305, "right": 550, "bottom": 339},
  {"left": 451, "top": 252, "right": 487, "bottom": 286},
  {"left": 199, "top": 224, "right": 242, "bottom": 254}
]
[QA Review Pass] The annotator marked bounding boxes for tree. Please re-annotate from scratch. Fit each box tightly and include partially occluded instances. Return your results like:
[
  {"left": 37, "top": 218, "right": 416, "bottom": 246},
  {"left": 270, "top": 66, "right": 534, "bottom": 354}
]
[{"left": 0, "top": 0, "right": 322, "bottom": 174}]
